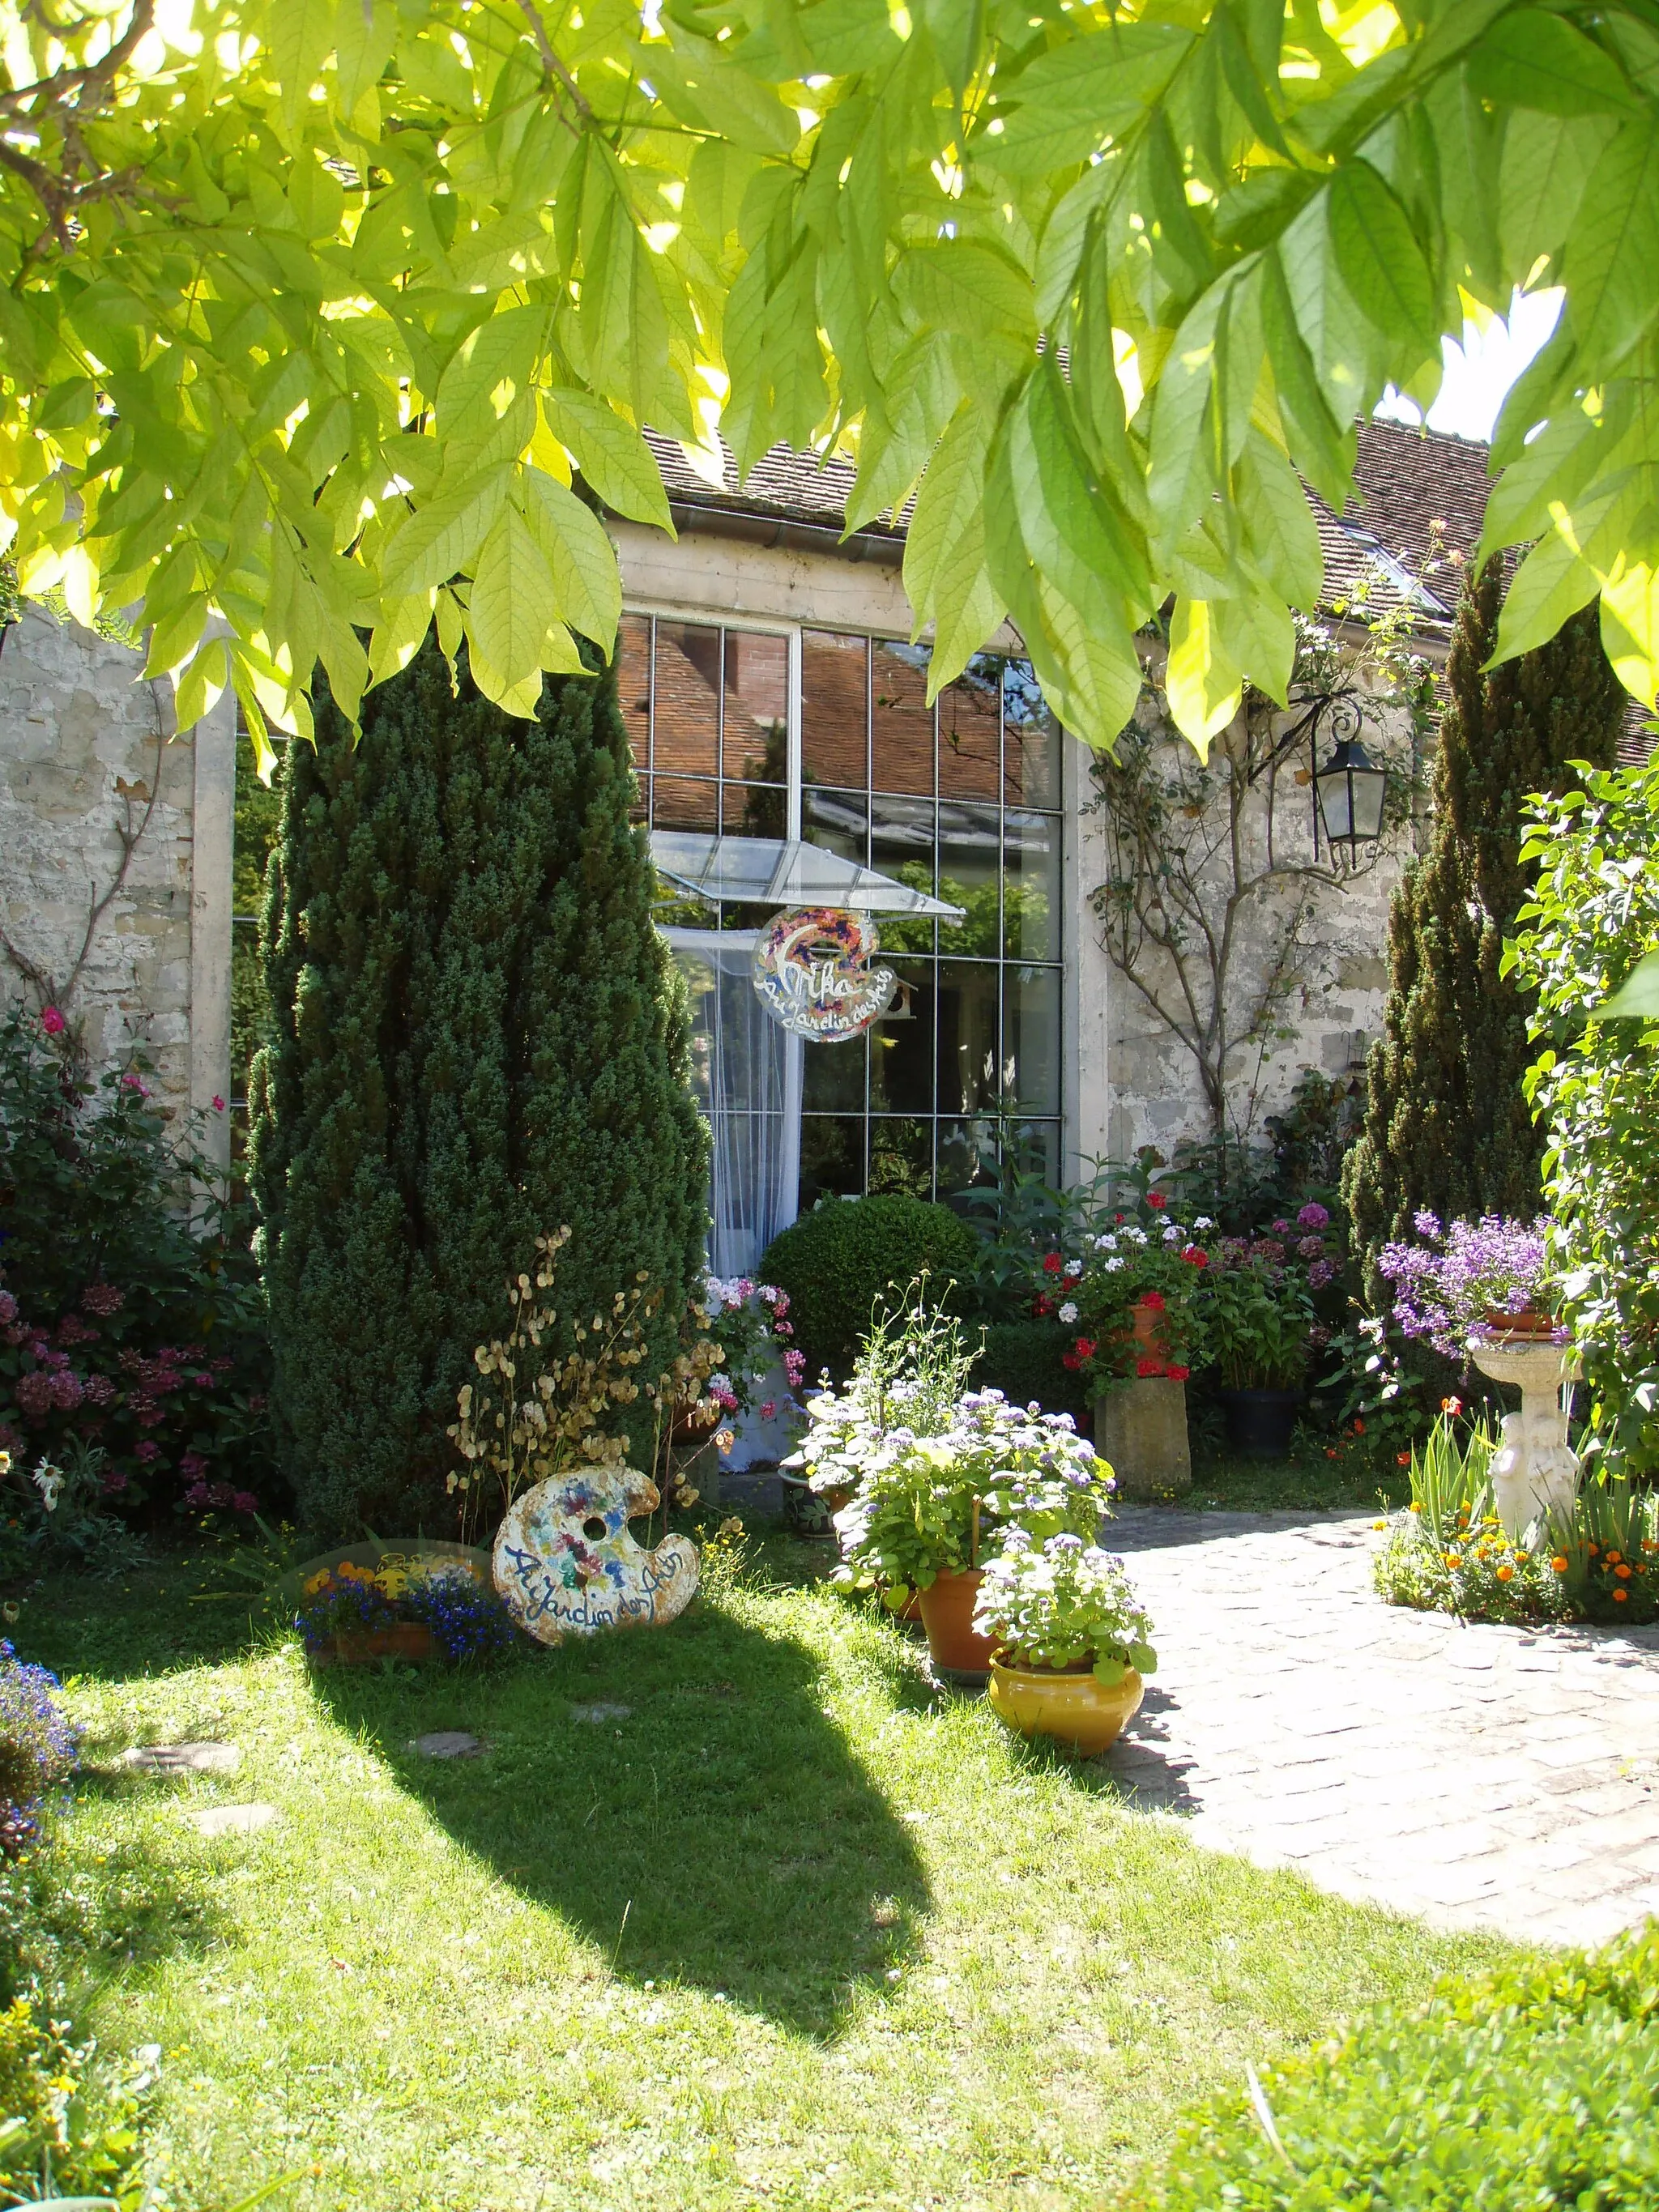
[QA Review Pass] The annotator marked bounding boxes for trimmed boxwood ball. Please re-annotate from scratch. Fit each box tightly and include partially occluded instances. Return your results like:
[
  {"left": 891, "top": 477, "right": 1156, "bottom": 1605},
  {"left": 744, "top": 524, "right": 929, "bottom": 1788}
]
[
  {"left": 1147, "top": 1922, "right": 1659, "bottom": 2208},
  {"left": 761, "top": 1196, "right": 980, "bottom": 1386}
]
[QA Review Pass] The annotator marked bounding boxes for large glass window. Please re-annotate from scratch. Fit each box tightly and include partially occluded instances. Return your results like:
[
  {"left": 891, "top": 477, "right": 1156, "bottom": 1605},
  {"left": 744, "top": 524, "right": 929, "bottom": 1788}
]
[{"left": 626, "top": 617, "right": 1064, "bottom": 1209}]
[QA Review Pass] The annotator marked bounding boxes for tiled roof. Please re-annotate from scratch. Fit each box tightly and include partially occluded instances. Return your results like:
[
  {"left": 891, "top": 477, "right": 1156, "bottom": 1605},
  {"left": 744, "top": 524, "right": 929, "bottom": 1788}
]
[
  {"left": 640, "top": 416, "right": 1654, "bottom": 760},
  {"left": 644, "top": 414, "right": 1491, "bottom": 624}
]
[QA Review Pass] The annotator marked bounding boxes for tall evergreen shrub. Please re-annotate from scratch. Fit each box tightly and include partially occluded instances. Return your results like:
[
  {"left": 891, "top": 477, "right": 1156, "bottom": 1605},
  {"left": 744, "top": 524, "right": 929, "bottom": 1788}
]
[
  {"left": 250, "top": 640, "right": 708, "bottom": 1535},
  {"left": 1344, "top": 568, "right": 1625, "bottom": 1291}
]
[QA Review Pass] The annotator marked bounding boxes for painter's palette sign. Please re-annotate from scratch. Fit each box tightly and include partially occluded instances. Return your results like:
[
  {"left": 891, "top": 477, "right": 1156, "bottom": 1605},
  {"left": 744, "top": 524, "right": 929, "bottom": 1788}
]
[
  {"left": 492, "top": 1467, "right": 699, "bottom": 1645},
  {"left": 752, "top": 907, "right": 898, "bottom": 1041}
]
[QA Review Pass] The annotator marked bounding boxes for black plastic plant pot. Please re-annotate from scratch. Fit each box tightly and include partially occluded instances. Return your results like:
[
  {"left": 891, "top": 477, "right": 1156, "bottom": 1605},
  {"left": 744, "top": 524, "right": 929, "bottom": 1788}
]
[{"left": 1221, "top": 1387, "right": 1303, "bottom": 1460}]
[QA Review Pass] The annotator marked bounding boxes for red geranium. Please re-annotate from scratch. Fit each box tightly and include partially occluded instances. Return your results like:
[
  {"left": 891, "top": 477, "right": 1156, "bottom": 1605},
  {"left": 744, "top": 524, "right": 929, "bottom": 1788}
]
[
  {"left": 1136, "top": 1355, "right": 1166, "bottom": 1378},
  {"left": 1183, "top": 1246, "right": 1209, "bottom": 1267},
  {"left": 1032, "top": 1294, "right": 1054, "bottom": 1317},
  {"left": 1074, "top": 1338, "right": 1096, "bottom": 1359},
  {"left": 1139, "top": 1290, "right": 1166, "bottom": 1312},
  {"left": 1146, "top": 1191, "right": 1167, "bottom": 1211},
  {"left": 1165, "top": 1364, "right": 1191, "bottom": 1382},
  {"left": 1042, "top": 1252, "right": 1064, "bottom": 1275}
]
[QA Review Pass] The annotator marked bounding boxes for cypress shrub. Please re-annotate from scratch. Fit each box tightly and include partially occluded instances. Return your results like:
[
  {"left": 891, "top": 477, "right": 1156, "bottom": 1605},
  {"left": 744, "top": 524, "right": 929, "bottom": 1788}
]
[
  {"left": 1344, "top": 570, "right": 1625, "bottom": 1294},
  {"left": 250, "top": 639, "right": 708, "bottom": 1536},
  {"left": 760, "top": 1195, "right": 980, "bottom": 1386}
]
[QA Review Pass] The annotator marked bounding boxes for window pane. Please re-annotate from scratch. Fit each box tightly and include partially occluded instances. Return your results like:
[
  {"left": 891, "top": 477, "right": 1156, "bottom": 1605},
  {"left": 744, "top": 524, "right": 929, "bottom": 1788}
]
[
  {"left": 723, "top": 783, "right": 787, "bottom": 838},
  {"left": 800, "top": 1116, "right": 864, "bottom": 1210},
  {"left": 936, "top": 960, "right": 1000, "bottom": 1118},
  {"left": 868, "top": 959, "right": 934, "bottom": 1115},
  {"left": 669, "top": 946, "right": 717, "bottom": 1115},
  {"left": 651, "top": 777, "right": 719, "bottom": 832},
  {"left": 1003, "top": 810, "right": 1060, "bottom": 961},
  {"left": 653, "top": 621, "right": 721, "bottom": 778},
  {"left": 723, "top": 631, "right": 789, "bottom": 782},
  {"left": 803, "top": 630, "right": 868, "bottom": 789},
  {"left": 936, "top": 800, "right": 1000, "bottom": 958},
  {"left": 617, "top": 614, "right": 653, "bottom": 777},
  {"left": 1003, "top": 660, "right": 1061, "bottom": 809},
  {"left": 1004, "top": 965, "right": 1061, "bottom": 1115},
  {"left": 803, "top": 1030, "right": 867, "bottom": 1113},
  {"left": 872, "top": 640, "right": 934, "bottom": 795},
  {"left": 936, "top": 1118, "right": 998, "bottom": 1203},
  {"left": 868, "top": 1117, "right": 932, "bottom": 1200},
  {"left": 802, "top": 786, "right": 868, "bottom": 864},
  {"left": 1004, "top": 1119, "right": 1062, "bottom": 1184},
  {"left": 938, "top": 656, "right": 1001, "bottom": 800},
  {"left": 868, "top": 795, "right": 935, "bottom": 955}
]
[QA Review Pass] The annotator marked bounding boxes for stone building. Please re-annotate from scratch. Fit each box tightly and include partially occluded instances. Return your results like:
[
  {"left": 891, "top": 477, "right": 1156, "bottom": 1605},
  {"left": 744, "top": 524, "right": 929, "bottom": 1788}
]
[{"left": 0, "top": 415, "right": 1598, "bottom": 1265}]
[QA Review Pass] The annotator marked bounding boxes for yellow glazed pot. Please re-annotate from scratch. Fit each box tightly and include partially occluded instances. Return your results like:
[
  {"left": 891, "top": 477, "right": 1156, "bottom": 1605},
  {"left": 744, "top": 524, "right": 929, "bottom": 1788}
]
[{"left": 987, "top": 1659, "right": 1145, "bottom": 1756}]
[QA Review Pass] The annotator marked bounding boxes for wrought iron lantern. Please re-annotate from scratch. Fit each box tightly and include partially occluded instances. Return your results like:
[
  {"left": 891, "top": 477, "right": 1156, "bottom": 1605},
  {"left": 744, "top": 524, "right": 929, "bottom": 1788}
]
[{"left": 1311, "top": 701, "right": 1388, "bottom": 859}]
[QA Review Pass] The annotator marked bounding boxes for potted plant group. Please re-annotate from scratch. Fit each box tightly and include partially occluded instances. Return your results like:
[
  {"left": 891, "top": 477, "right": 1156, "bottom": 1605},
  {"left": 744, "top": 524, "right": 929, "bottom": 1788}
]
[
  {"left": 974, "top": 1529, "right": 1158, "bottom": 1755},
  {"left": 827, "top": 1389, "right": 1115, "bottom": 1677},
  {"left": 1199, "top": 1208, "right": 1337, "bottom": 1456}
]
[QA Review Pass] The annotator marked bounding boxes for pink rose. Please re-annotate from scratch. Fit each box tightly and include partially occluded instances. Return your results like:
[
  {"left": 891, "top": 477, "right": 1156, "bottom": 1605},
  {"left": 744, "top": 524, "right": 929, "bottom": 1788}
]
[
  {"left": 40, "top": 1006, "right": 66, "bottom": 1036},
  {"left": 211, "top": 1095, "right": 225, "bottom": 1112}
]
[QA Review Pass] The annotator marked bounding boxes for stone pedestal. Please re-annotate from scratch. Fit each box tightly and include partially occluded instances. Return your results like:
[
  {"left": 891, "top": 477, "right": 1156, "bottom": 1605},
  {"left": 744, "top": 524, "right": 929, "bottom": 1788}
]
[
  {"left": 1469, "top": 1335, "right": 1581, "bottom": 1542},
  {"left": 1095, "top": 1379, "right": 1192, "bottom": 1501}
]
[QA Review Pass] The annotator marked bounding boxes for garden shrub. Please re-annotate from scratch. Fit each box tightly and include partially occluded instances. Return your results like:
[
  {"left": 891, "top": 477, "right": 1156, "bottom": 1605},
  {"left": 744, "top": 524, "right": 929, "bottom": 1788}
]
[
  {"left": 1147, "top": 1920, "right": 1659, "bottom": 2209},
  {"left": 0, "top": 1012, "right": 272, "bottom": 1522},
  {"left": 976, "top": 1319, "right": 1090, "bottom": 1426},
  {"left": 760, "top": 1196, "right": 979, "bottom": 1384},
  {"left": 1509, "top": 759, "right": 1659, "bottom": 1485},
  {"left": 251, "top": 638, "right": 709, "bottom": 1536}
]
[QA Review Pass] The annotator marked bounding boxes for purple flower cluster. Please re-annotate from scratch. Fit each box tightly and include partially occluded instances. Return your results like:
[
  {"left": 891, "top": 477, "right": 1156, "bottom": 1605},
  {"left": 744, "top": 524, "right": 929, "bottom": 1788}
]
[
  {"left": 1379, "top": 1213, "right": 1555, "bottom": 1357},
  {"left": 0, "top": 1639, "right": 76, "bottom": 1860}
]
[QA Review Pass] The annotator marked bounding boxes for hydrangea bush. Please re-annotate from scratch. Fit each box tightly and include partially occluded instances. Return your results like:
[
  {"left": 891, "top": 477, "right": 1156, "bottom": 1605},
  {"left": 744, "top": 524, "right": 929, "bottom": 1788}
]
[
  {"left": 1378, "top": 1212, "right": 1558, "bottom": 1358},
  {"left": 0, "top": 1010, "right": 272, "bottom": 1521},
  {"left": 973, "top": 1532, "right": 1157, "bottom": 1684}
]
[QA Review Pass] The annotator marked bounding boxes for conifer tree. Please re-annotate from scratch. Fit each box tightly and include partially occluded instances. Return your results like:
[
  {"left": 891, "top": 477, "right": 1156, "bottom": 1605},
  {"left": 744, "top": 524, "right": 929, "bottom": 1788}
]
[
  {"left": 249, "top": 640, "right": 708, "bottom": 1536},
  {"left": 1344, "top": 566, "right": 1626, "bottom": 1291}
]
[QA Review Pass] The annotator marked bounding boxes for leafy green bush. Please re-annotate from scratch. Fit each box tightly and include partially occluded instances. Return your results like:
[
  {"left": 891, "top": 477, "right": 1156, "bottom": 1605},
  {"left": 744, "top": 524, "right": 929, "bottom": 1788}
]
[
  {"left": 1508, "top": 758, "right": 1659, "bottom": 1485},
  {"left": 1148, "top": 1923, "right": 1659, "bottom": 2209},
  {"left": 976, "top": 1319, "right": 1089, "bottom": 1424},
  {"left": 0, "top": 1992, "right": 157, "bottom": 2207},
  {"left": 760, "top": 1196, "right": 979, "bottom": 1385}
]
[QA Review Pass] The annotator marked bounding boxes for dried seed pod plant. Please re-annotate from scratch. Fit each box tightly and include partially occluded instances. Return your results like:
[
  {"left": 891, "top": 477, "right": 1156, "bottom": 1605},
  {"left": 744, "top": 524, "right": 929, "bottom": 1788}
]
[{"left": 446, "top": 1229, "right": 725, "bottom": 1547}]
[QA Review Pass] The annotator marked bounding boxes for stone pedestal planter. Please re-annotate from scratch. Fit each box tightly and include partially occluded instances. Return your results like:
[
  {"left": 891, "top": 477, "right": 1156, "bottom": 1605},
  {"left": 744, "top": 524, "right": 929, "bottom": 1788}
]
[
  {"left": 1470, "top": 1334, "right": 1582, "bottom": 1541},
  {"left": 1094, "top": 1379, "right": 1192, "bottom": 1500}
]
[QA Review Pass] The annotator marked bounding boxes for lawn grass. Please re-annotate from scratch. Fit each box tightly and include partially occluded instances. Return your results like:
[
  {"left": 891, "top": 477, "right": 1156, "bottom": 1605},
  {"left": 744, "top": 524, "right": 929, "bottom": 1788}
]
[{"left": 30, "top": 1529, "right": 1517, "bottom": 2212}]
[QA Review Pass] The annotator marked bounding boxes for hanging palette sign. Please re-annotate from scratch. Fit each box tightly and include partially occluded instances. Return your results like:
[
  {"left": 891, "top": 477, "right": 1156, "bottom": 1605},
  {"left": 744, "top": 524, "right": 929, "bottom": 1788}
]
[{"left": 752, "top": 906, "right": 898, "bottom": 1042}]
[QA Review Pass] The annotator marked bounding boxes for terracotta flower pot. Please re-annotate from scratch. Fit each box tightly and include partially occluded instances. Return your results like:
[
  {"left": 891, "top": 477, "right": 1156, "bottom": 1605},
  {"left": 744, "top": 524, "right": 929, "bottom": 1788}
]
[
  {"left": 1129, "top": 1298, "right": 1167, "bottom": 1355},
  {"left": 987, "top": 1658, "right": 1145, "bottom": 1756},
  {"left": 916, "top": 1567, "right": 995, "bottom": 1678},
  {"left": 323, "top": 1622, "right": 434, "bottom": 1666},
  {"left": 1482, "top": 1303, "right": 1557, "bottom": 1338}
]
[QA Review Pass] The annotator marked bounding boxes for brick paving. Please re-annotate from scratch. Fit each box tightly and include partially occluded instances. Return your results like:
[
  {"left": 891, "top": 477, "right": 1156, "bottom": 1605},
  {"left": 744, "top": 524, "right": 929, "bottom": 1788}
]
[{"left": 1105, "top": 1507, "right": 1659, "bottom": 1946}]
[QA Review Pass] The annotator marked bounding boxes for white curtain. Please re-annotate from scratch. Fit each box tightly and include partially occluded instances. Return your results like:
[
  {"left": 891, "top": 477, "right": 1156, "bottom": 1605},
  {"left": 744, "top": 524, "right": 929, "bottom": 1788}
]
[{"left": 666, "top": 930, "right": 801, "bottom": 1279}]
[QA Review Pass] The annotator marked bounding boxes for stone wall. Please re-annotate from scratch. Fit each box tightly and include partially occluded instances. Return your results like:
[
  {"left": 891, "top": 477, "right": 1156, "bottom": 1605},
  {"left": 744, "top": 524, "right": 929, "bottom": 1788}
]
[
  {"left": 0, "top": 606, "right": 233, "bottom": 1168},
  {"left": 1068, "top": 722, "right": 1405, "bottom": 1174}
]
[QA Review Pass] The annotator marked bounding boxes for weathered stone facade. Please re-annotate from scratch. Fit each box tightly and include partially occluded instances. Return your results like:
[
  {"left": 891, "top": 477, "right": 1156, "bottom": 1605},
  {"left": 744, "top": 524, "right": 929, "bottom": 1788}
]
[{"left": 0, "top": 606, "right": 232, "bottom": 1167}]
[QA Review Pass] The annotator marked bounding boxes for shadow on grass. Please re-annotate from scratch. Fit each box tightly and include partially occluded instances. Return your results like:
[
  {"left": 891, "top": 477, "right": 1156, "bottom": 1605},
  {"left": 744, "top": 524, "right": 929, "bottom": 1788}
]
[
  {"left": 22, "top": 1557, "right": 276, "bottom": 1683},
  {"left": 312, "top": 1592, "right": 932, "bottom": 2042}
]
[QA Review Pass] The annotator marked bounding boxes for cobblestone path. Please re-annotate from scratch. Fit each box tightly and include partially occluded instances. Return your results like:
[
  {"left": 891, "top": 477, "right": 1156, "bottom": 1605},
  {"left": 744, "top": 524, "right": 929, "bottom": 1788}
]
[{"left": 1105, "top": 1507, "right": 1659, "bottom": 1946}]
